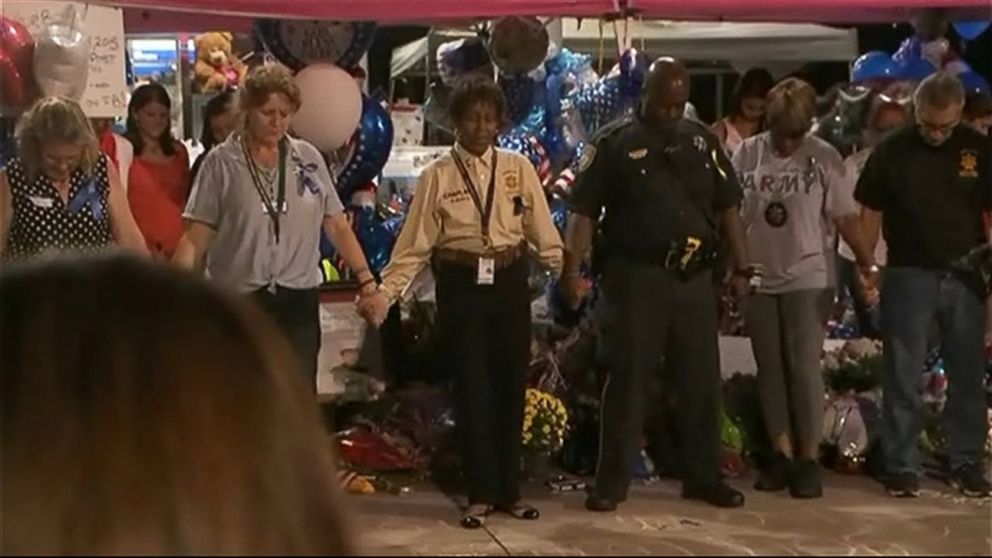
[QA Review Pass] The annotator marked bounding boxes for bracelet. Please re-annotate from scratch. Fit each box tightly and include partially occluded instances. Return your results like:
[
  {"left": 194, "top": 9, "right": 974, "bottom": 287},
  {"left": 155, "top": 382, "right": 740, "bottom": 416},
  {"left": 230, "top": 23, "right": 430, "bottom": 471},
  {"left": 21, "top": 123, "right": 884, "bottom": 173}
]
[{"left": 358, "top": 277, "right": 377, "bottom": 289}]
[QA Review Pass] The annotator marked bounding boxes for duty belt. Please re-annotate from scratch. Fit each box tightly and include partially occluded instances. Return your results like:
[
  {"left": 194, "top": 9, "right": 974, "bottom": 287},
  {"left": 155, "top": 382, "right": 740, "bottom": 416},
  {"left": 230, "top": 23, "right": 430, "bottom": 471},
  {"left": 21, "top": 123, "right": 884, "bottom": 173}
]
[{"left": 647, "top": 236, "right": 719, "bottom": 278}]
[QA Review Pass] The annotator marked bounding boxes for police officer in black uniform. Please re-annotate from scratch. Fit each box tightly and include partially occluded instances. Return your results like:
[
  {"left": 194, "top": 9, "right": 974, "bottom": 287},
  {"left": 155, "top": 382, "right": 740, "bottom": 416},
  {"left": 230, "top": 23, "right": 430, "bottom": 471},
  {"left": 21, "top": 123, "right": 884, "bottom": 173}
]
[{"left": 561, "top": 57, "right": 751, "bottom": 511}]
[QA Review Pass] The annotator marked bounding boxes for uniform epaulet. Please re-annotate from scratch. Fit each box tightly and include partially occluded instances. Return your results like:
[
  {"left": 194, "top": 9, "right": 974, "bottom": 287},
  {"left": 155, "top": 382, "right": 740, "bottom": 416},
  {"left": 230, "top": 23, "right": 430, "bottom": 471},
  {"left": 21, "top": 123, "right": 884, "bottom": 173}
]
[
  {"left": 590, "top": 115, "right": 634, "bottom": 144},
  {"left": 680, "top": 118, "right": 716, "bottom": 139}
]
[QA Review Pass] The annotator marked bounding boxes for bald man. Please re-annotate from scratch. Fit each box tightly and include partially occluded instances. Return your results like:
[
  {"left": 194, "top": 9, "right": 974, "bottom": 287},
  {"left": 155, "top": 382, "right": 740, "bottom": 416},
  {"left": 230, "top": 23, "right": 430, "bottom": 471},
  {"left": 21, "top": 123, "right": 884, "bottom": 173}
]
[{"left": 562, "top": 58, "right": 751, "bottom": 510}]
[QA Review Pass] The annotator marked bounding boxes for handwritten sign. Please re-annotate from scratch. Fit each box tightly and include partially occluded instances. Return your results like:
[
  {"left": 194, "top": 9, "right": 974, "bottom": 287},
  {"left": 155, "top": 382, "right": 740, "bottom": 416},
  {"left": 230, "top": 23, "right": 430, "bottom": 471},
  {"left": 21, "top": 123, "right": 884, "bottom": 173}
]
[{"left": 3, "top": 1, "right": 127, "bottom": 117}]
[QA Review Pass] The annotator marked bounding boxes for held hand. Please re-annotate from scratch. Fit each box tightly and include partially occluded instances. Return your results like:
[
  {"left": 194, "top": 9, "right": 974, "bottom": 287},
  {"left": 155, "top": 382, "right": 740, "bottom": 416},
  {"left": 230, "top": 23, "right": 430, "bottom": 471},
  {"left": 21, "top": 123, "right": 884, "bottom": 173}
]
[
  {"left": 729, "top": 274, "right": 751, "bottom": 301},
  {"left": 856, "top": 265, "right": 881, "bottom": 307},
  {"left": 356, "top": 291, "right": 391, "bottom": 328}
]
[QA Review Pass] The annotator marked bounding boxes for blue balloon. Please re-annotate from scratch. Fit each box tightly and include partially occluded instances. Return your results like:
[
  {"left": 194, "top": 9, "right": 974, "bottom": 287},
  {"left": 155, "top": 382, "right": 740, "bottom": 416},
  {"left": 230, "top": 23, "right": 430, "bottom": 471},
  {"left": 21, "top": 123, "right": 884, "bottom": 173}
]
[
  {"left": 891, "top": 36, "right": 921, "bottom": 68},
  {"left": 851, "top": 51, "right": 898, "bottom": 82},
  {"left": 336, "top": 95, "right": 394, "bottom": 198},
  {"left": 548, "top": 194, "right": 568, "bottom": 233},
  {"left": 542, "top": 73, "right": 569, "bottom": 161},
  {"left": 570, "top": 77, "right": 633, "bottom": 139},
  {"left": 959, "top": 71, "right": 991, "bottom": 95},
  {"left": 501, "top": 73, "right": 538, "bottom": 127},
  {"left": 618, "top": 48, "right": 649, "bottom": 98},
  {"left": 545, "top": 47, "right": 593, "bottom": 80},
  {"left": 351, "top": 205, "right": 399, "bottom": 275},
  {"left": 900, "top": 57, "right": 936, "bottom": 82},
  {"left": 953, "top": 20, "right": 991, "bottom": 41}
]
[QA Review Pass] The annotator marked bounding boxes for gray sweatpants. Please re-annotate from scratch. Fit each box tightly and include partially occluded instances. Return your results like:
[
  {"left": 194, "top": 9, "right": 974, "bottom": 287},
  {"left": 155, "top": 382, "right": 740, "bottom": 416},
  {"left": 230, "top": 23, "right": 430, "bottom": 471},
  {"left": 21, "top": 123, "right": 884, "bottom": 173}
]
[{"left": 744, "top": 289, "right": 833, "bottom": 457}]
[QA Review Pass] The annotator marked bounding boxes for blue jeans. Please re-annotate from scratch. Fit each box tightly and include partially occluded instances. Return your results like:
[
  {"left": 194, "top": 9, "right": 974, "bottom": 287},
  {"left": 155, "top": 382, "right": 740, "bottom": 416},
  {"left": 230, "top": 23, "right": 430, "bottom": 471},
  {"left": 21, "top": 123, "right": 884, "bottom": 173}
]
[{"left": 880, "top": 267, "right": 987, "bottom": 474}]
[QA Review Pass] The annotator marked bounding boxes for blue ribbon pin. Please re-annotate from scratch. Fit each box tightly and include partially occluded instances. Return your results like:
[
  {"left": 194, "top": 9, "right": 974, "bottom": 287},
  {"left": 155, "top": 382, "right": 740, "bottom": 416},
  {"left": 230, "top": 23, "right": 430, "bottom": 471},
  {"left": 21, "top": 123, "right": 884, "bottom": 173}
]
[
  {"left": 66, "top": 179, "right": 105, "bottom": 221},
  {"left": 293, "top": 157, "right": 321, "bottom": 196}
]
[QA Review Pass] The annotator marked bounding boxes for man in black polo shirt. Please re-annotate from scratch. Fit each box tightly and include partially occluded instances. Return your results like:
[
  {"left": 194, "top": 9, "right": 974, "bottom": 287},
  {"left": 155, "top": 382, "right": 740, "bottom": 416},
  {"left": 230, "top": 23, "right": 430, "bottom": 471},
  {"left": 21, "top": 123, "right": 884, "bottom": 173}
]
[
  {"left": 856, "top": 71, "right": 992, "bottom": 498},
  {"left": 561, "top": 58, "right": 751, "bottom": 511}
]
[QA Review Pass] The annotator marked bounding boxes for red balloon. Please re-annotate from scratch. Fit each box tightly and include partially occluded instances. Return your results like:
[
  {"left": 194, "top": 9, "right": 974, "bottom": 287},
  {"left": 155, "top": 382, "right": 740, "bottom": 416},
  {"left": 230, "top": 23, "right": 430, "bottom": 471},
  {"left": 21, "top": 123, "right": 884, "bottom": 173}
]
[
  {"left": 0, "top": 53, "right": 27, "bottom": 107},
  {"left": 0, "top": 16, "right": 35, "bottom": 109}
]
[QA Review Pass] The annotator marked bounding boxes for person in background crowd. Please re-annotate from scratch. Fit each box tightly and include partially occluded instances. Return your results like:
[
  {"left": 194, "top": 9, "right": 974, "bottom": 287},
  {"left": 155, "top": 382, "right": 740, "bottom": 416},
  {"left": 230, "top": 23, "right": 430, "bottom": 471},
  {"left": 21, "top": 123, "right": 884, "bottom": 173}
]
[
  {"left": 857, "top": 72, "right": 992, "bottom": 499},
  {"left": 0, "top": 255, "right": 352, "bottom": 555},
  {"left": 358, "top": 77, "right": 563, "bottom": 529},
  {"left": 963, "top": 92, "right": 992, "bottom": 343},
  {"left": 564, "top": 58, "right": 750, "bottom": 513},
  {"left": 735, "top": 78, "right": 878, "bottom": 499},
  {"left": 174, "top": 64, "right": 376, "bottom": 391},
  {"left": 125, "top": 83, "right": 191, "bottom": 259},
  {"left": 92, "top": 118, "right": 133, "bottom": 192},
  {"left": 836, "top": 99, "right": 910, "bottom": 339},
  {"left": 963, "top": 92, "right": 992, "bottom": 137},
  {"left": 0, "top": 97, "right": 146, "bottom": 261},
  {"left": 712, "top": 68, "right": 776, "bottom": 158},
  {"left": 191, "top": 90, "right": 237, "bottom": 181}
]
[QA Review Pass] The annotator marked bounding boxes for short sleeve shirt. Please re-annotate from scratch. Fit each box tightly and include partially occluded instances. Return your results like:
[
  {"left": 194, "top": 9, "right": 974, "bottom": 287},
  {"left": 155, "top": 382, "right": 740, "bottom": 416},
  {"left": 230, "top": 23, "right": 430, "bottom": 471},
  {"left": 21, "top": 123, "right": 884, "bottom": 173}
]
[
  {"left": 734, "top": 133, "right": 857, "bottom": 293},
  {"left": 569, "top": 116, "right": 742, "bottom": 260},
  {"left": 855, "top": 125, "right": 992, "bottom": 269},
  {"left": 183, "top": 134, "right": 345, "bottom": 292}
]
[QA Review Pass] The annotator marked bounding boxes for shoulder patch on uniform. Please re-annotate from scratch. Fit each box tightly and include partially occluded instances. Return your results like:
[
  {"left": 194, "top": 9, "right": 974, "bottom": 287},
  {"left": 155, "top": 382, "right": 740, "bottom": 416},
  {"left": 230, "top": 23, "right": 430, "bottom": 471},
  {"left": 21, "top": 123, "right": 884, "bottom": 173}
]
[{"left": 577, "top": 143, "right": 597, "bottom": 172}]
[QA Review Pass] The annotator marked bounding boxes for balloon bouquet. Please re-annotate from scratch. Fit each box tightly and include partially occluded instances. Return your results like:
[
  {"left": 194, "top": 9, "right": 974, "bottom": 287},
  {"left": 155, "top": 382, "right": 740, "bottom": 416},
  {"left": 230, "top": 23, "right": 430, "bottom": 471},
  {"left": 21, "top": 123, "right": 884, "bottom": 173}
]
[
  {"left": 425, "top": 17, "right": 648, "bottom": 309},
  {"left": 815, "top": 10, "right": 991, "bottom": 156},
  {"left": 1, "top": 5, "right": 91, "bottom": 166},
  {"left": 254, "top": 20, "right": 401, "bottom": 284}
]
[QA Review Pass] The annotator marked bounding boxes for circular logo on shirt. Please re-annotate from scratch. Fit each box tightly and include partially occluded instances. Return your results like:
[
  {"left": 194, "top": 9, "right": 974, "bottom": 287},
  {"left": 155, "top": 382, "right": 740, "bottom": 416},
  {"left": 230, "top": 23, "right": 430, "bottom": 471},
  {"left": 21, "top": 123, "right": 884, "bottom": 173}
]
[{"left": 764, "top": 201, "right": 788, "bottom": 228}]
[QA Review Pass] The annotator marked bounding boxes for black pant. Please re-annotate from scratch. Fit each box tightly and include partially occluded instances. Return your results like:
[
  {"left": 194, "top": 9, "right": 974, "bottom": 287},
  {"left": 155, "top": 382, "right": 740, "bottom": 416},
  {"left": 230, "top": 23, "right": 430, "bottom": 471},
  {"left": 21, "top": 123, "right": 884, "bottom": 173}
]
[
  {"left": 250, "top": 286, "right": 321, "bottom": 392},
  {"left": 436, "top": 257, "right": 531, "bottom": 506},
  {"left": 595, "top": 259, "right": 723, "bottom": 500}
]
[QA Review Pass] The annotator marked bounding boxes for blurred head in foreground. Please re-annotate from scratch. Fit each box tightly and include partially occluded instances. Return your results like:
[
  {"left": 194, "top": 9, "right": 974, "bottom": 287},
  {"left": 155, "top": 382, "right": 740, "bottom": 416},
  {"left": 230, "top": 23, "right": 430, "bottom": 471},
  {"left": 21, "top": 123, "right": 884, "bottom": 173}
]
[{"left": 0, "top": 255, "right": 351, "bottom": 555}]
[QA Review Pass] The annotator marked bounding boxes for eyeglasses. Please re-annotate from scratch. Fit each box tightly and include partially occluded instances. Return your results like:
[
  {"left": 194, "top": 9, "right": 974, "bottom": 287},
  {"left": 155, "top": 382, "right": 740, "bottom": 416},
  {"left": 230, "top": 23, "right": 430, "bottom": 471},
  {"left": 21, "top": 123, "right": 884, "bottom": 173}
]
[{"left": 918, "top": 119, "right": 959, "bottom": 136}]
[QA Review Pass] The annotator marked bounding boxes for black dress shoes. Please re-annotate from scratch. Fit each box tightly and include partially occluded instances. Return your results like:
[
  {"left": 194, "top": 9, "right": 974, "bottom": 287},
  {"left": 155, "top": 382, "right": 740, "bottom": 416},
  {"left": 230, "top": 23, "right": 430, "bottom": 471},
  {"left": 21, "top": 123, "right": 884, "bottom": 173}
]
[
  {"left": 584, "top": 494, "right": 619, "bottom": 512},
  {"left": 682, "top": 482, "right": 745, "bottom": 508}
]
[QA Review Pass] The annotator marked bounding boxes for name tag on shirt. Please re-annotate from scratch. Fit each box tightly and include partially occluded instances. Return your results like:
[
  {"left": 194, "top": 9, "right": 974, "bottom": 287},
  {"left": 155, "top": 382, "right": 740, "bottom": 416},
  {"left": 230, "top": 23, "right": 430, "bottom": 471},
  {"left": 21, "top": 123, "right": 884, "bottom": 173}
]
[
  {"left": 28, "top": 196, "right": 55, "bottom": 208},
  {"left": 477, "top": 257, "right": 495, "bottom": 285}
]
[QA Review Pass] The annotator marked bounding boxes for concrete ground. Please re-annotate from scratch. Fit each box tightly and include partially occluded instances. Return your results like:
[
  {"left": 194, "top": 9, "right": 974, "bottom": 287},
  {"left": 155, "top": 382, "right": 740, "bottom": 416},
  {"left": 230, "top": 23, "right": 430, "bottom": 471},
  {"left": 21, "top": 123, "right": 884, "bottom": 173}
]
[{"left": 349, "top": 471, "right": 991, "bottom": 556}]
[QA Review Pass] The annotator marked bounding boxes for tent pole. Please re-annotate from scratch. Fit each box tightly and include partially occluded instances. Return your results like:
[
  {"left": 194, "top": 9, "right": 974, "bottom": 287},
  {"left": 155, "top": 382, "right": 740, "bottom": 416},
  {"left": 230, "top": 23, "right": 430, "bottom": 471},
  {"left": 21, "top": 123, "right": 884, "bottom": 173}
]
[{"left": 424, "top": 28, "right": 432, "bottom": 102}]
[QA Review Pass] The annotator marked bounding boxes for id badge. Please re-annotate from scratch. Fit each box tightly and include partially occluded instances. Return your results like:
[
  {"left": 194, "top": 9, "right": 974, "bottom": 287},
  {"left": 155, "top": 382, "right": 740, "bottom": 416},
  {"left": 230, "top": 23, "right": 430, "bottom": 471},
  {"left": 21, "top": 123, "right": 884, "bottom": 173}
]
[{"left": 477, "top": 257, "right": 495, "bottom": 285}]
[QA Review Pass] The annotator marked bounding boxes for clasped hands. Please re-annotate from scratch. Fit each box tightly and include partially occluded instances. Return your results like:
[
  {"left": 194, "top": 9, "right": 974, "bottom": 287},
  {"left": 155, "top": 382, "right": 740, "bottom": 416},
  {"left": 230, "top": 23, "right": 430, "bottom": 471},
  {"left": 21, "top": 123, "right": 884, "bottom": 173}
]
[
  {"left": 856, "top": 262, "right": 881, "bottom": 307},
  {"left": 356, "top": 283, "right": 391, "bottom": 328}
]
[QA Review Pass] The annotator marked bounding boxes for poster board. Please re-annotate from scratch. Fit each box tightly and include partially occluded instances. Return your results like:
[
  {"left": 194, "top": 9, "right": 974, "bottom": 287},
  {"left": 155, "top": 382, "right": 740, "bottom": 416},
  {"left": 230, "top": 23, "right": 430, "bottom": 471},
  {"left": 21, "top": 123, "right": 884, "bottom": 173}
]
[{"left": 2, "top": 1, "right": 127, "bottom": 117}]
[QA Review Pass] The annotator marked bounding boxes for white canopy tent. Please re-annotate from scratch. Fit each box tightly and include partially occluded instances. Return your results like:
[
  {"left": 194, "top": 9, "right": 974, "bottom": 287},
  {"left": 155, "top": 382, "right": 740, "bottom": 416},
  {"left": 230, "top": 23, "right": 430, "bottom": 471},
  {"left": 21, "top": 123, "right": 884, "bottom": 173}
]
[{"left": 391, "top": 18, "right": 859, "bottom": 77}]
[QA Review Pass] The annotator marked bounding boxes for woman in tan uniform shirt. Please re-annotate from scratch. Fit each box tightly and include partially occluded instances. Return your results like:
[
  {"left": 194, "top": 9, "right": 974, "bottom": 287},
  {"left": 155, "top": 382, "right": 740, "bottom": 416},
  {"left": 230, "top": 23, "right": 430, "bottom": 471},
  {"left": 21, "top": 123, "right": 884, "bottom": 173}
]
[{"left": 359, "top": 78, "right": 563, "bottom": 529}]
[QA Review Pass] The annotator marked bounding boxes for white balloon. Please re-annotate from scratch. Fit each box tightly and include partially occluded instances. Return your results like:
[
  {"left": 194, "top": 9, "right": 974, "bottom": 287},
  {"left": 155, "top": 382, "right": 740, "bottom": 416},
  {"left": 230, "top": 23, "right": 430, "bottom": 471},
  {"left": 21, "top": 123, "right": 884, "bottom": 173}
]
[
  {"left": 33, "top": 5, "right": 89, "bottom": 101},
  {"left": 292, "top": 63, "right": 362, "bottom": 152}
]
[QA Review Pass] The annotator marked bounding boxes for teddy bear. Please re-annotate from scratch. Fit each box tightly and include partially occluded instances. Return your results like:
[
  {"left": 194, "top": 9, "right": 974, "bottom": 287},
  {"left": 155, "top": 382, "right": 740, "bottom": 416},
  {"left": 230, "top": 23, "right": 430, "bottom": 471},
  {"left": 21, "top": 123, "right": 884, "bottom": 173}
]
[{"left": 193, "top": 32, "right": 246, "bottom": 93}]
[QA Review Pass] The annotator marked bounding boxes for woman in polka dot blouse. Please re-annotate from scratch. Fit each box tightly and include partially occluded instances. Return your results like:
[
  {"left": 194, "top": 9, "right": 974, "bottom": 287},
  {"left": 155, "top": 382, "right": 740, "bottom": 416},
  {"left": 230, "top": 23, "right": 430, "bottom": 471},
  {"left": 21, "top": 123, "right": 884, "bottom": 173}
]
[{"left": 1, "top": 97, "right": 148, "bottom": 262}]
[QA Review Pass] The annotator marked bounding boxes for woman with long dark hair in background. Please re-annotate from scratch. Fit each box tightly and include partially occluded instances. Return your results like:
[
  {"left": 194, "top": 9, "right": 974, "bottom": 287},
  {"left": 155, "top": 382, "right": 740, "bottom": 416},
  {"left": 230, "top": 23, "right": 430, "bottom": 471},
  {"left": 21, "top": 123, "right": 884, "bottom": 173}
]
[
  {"left": 125, "top": 83, "right": 191, "bottom": 259},
  {"left": 713, "top": 68, "right": 776, "bottom": 157},
  {"left": 191, "top": 90, "right": 237, "bottom": 181}
]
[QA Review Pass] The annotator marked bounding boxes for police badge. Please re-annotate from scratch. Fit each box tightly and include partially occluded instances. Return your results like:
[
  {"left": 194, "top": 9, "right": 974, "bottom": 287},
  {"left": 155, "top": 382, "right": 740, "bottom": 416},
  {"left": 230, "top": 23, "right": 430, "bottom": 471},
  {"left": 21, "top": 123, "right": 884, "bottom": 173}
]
[
  {"left": 692, "top": 135, "right": 707, "bottom": 152},
  {"left": 764, "top": 201, "right": 788, "bottom": 228}
]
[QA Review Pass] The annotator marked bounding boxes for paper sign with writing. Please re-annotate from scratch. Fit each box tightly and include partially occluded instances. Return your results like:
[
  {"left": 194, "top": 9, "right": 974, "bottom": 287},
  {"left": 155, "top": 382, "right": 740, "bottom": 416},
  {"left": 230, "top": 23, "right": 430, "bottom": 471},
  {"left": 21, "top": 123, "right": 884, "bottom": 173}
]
[{"left": 3, "top": 1, "right": 127, "bottom": 117}]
